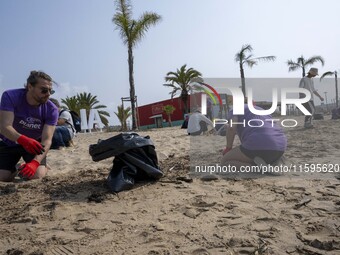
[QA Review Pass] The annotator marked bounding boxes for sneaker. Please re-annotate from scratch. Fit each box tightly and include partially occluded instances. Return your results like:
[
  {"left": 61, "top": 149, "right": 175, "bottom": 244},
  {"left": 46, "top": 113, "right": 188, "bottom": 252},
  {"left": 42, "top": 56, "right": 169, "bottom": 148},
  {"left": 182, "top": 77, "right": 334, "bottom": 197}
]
[
  {"left": 271, "top": 156, "right": 285, "bottom": 166},
  {"left": 254, "top": 156, "right": 267, "bottom": 167},
  {"left": 254, "top": 156, "right": 282, "bottom": 176}
]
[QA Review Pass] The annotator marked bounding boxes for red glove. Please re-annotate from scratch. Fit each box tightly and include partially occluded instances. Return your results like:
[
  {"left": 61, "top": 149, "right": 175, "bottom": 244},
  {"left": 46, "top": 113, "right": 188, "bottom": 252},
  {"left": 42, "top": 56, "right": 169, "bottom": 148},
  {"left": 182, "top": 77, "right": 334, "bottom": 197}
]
[
  {"left": 18, "top": 160, "right": 40, "bottom": 179},
  {"left": 222, "top": 147, "right": 232, "bottom": 155},
  {"left": 17, "top": 135, "right": 45, "bottom": 155}
]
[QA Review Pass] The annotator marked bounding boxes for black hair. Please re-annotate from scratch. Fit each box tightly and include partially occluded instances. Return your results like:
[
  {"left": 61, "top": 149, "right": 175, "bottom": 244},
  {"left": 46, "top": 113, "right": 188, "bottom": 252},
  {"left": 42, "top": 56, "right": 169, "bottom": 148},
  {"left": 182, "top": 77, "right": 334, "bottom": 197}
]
[{"left": 25, "top": 70, "right": 54, "bottom": 88}]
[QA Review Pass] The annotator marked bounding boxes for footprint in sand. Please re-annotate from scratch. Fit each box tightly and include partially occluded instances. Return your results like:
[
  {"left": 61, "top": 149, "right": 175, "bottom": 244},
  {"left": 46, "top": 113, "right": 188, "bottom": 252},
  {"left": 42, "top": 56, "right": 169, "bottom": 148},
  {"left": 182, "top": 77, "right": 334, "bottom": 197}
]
[
  {"left": 46, "top": 245, "right": 75, "bottom": 255},
  {"left": 191, "top": 248, "right": 210, "bottom": 255}
]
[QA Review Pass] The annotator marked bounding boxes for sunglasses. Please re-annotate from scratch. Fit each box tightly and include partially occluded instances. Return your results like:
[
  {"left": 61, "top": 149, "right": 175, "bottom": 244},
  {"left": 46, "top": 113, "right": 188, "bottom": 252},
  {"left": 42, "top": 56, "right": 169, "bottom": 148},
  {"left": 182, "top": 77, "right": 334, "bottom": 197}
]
[{"left": 40, "top": 88, "right": 55, "bottom": 95}]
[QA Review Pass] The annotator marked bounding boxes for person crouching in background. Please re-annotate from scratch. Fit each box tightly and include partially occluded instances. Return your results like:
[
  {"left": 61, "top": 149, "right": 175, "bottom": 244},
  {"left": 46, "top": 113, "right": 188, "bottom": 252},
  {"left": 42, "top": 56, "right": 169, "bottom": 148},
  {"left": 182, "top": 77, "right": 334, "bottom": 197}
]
[{"left": 49, "top": 98, "right": 75, "bottom": 150}]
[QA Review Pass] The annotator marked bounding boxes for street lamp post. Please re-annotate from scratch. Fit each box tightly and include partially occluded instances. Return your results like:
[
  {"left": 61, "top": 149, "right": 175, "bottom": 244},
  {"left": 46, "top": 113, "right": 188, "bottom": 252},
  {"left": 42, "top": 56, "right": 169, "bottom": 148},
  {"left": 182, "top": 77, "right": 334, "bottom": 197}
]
[
  {"left": 335, "top": 71, "right": 338, "bottom": 108},
  {"left": 324, "top": 92, "right": 328, "bottom": 111}
]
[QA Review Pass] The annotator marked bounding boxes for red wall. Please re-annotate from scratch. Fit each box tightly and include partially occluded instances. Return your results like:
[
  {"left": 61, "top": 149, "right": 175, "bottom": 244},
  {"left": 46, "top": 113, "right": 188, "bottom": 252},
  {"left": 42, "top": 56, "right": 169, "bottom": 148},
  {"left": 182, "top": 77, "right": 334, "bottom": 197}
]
[{"left": 137, "top": 94, "right": 202, "bottom": 127}]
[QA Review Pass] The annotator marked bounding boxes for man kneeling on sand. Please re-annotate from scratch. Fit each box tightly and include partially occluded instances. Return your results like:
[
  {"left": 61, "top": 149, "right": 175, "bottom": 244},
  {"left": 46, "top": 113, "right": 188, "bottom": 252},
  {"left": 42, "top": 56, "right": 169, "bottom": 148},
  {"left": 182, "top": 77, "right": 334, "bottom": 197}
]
[
  {"left": 221, "top": 104, "right": 287, "bottom": 170},
  {"left": 0, "top": 71, "right": 58, "bottom": 181}
]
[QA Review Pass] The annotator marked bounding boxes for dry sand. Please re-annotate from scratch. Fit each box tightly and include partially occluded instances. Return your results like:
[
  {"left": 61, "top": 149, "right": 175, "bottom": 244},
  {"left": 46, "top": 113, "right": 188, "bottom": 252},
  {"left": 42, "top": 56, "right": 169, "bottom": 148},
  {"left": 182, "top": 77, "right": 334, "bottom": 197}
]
[{"left": 0, "top": 116, "right": 339, "bottom": 255}]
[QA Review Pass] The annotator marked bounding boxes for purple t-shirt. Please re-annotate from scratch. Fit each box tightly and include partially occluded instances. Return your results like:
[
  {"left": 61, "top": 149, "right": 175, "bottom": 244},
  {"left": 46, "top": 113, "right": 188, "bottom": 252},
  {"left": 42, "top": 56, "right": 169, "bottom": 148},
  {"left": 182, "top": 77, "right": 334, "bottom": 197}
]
[
  {"left": 0, "top": 88, "right": 58, "bottom": 146},
  {"left": 228, "top": 105, "right": 287, "bottom": 151}
]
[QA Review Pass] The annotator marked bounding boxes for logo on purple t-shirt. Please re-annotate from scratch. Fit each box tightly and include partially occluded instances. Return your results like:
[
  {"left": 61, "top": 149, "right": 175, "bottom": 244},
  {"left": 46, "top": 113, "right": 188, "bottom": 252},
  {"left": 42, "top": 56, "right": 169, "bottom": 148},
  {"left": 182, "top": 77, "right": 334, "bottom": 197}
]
[{"left": 19, "top": 117, "right": 42, "bottom": 130}]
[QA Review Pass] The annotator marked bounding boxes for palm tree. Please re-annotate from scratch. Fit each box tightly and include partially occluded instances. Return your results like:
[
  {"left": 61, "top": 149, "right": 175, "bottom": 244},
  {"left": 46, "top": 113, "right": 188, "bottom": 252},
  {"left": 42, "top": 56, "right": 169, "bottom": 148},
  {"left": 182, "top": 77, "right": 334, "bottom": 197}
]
[
  {"left": 320, "top": 70, "right": 338, "bottom": 108},
  {"left": 235, "top": 44, "right": 276, "bottom": 96},
  {"left": 112, "top": 0, "right": 161, "bottom": 130},
  {"left": 164, "top": 64, "right": 202, "bottom": 115},
  {"left": 163, "top": 105, "right": 176, "bottom": 127},
  {"left": 76, "top": 92, "right": 110, "bottom": 126},
  {"left": 62, "top": 93, "right": 110, "bottom": 126},
  {"left": 61, "top": 96, "right": 79, "bottom": 113},
  {"left": 115, "top": 104, "right": 131, "bottom": 131},
  {"left": 287, "top": 55, "right": 325, "bottom": 77}
]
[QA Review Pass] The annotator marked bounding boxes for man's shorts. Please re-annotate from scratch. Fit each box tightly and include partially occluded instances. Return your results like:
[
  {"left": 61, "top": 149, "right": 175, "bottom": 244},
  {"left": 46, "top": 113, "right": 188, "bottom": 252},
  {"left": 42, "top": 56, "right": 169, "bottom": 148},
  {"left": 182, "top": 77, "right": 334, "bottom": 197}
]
[
  {"left": 0, "top": 141, "right": 46, "bottom": 173},
  {"left": 240, "top": 145, "right": 284, "bottom": 165}
]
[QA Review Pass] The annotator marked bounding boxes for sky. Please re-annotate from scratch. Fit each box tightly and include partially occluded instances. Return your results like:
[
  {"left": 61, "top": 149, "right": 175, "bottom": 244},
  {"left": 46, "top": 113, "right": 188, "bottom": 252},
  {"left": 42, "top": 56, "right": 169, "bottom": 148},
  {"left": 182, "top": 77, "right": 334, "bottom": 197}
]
[{"left": 1, "top": 0, "right": 339, "bottom": 125}]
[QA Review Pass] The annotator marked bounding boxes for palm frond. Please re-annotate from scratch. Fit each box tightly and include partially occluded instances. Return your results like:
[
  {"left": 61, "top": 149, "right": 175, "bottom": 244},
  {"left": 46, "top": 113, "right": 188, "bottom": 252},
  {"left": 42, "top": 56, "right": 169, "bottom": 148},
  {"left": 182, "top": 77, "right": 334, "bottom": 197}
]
[
  {"left": 163, "top": 83, "right": 177, "bottom": 89},
  {"left": 297, "top": 56, "right": 305, "bottom": 65},
  {"left": 320, "top": 71, "right": 335, "bottom": 81},
  {"left": 165, "top": 71, "right": 179, "bottom": 79},
  {"left": 164, "top": 76, "right": 179, "bottom": 84},
  {"left": 97, "top": 110, "right": 111, "bottom": 117},
  {"left": 244, "top": 55, "right": 276, "bottom": 68},
  {"left": 235, "top": 44, "right": 253, "bottom": 62},
  {"left": 304, "top": 55, "right": 325, "bottom": 66},
  {"left": 234, "top": 52, "right": 242, "bottom": 62},
  {"left": 245, "top": 59, "right": 257, "bottom": 68},
  {"left": 112, "top": 0, "right": 133, "bottom": 45},
  {"left": 99, "top": 116, "right": 109, "bottom": 126},
  {"left": 240, "top": 44, "right": 253, "bottom": 54},
  {"left": 115, "top": 0, "right": 132, "bottom": 17},
  {"left": 254, "top": 56, "right": 276, "bottom": 62},
  {"left": 287, "top": 59, "right": 301, "bottom": 72},
  {"left": 170, "top": 90, "right": 179, "bottom": 99},
  {"left": 287, "top": 55, "right": 325, "bottom": 76},
  {"left": 288, "top": 65, "right": 301, "bottom": 72},
  {"left": 92, "top": 104, "right": 108, "bottom": 109},
  {"left": 131, "top": 12, "right": 162, "bottom": 47}
]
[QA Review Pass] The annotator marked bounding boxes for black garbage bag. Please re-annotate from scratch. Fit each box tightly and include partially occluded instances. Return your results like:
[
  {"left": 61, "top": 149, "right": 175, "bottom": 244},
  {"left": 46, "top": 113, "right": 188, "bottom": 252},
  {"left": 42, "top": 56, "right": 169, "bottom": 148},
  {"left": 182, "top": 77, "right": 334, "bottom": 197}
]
[
  {"left": 89, "top": 133, "right": 155, "bottom": 161},
  {"left": 107, "top": 157, "right": 136, "bottom": 192},
  {"left": 89, "top": 133, "right": 163, "bottom": 193}
]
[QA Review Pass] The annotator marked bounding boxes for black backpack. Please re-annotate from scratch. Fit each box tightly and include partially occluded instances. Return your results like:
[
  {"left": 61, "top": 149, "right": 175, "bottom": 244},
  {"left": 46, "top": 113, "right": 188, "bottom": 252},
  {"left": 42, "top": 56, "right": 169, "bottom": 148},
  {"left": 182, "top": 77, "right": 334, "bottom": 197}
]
[{"left": 60, "top": 109, "right": 81, "bottom": 133}]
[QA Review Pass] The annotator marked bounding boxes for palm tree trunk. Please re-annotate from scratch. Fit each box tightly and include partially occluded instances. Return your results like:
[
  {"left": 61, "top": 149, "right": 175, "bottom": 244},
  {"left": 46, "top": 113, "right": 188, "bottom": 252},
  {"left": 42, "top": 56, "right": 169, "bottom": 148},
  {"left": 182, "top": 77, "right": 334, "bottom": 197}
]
[
  {"left": 301, "top": 59, "right": 305, "bottom": 77},
  {"left": 128, "top": 45, "right": 137, "bottom": 130},
  {"left": 123, "top": 120, "right": 126, "bottom": 131},
  {"left": 298, "top": 56, "right": 306, "bottom": 78},
  {"left": 182, "top": 93, "right": 188, "bottom": 114},
  {"left": 335, "top": 71, "right": 338, "bottom": 108},
  {"left": 168, "top": 114, "right": 172, "bottom": 127},
  {"left": 240, "top": 63, "right": 246, "bottom": 97}
]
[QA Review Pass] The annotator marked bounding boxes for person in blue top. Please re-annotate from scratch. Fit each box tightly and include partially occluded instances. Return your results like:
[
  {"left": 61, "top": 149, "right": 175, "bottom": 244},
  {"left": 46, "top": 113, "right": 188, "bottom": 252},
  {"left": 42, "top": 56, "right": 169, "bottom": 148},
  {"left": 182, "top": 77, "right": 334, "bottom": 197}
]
[
  {"left": 0, "top": 71, "right": 58, "bottom": 181},
  {"left": 221, "top": 104, "right": 287, "bottom": 169}
]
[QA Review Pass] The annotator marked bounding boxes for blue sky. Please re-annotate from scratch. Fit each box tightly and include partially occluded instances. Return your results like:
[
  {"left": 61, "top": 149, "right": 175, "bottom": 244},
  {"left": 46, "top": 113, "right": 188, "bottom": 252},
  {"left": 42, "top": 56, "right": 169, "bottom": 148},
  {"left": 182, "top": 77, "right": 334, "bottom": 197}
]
[{"left": 1, "top": 0, "right": 339, "bottom": 124}]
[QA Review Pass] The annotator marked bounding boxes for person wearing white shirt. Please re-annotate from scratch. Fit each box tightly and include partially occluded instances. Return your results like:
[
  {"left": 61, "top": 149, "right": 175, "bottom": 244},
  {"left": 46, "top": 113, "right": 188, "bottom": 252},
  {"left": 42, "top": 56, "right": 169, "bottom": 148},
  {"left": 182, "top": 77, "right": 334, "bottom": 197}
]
[
  {"left": 187, "top": 109, "right": 214, "bottom": 135},
  {"left": 49, "top": 98, "right": 75, "bottom": 149},
  {"left": 299, "top": 67, "right": 324, "bottom": 128}
]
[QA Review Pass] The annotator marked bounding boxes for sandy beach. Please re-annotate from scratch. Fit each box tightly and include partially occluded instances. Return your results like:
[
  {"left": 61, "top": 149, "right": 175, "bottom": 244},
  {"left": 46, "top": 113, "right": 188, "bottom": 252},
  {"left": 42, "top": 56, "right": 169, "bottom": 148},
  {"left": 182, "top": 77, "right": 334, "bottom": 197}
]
[{"left": 0, "top": 116, "right": 339, "bottom": 255}]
